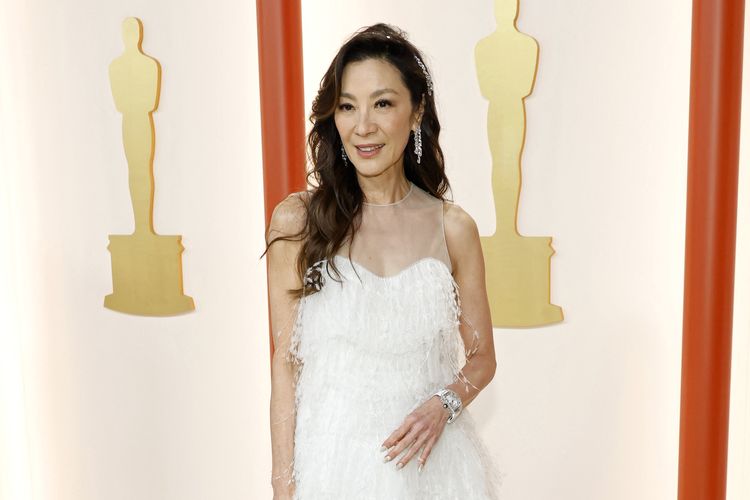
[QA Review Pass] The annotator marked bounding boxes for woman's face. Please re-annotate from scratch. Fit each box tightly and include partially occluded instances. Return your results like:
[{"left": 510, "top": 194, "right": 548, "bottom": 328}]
[{"left": 334, "top": 58, "right": 423, "bottom": 179}]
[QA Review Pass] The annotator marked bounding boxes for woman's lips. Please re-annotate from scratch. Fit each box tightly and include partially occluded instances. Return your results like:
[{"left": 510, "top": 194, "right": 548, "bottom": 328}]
[{"left": 355, "top": 144, "right": 384, "bottom": 159}]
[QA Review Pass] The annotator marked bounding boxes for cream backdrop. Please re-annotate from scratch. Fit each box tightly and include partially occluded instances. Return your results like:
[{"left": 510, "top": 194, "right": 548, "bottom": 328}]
[
  {"left": 0, "top": 1, "right": 748, "bottom": 500},
  {"left": 0, "top": 0, "right": 270, "bottom": 499}
]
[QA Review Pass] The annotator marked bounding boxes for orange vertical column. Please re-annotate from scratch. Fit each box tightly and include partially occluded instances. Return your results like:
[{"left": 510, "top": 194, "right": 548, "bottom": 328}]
[
  {"left": 256, "top": 0, "right": 306, "bottom": 214},
  {"left": 678, "top": 1, "right": 745, "bottom": 499},
  {"left": 256, "top": 0, "right": 306, "bottom": 360}
]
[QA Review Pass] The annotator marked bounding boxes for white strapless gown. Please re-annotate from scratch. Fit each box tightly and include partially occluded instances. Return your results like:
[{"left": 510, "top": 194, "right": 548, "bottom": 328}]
[{"left": 289, "top": 254, "right": 504, "bottom": 499}]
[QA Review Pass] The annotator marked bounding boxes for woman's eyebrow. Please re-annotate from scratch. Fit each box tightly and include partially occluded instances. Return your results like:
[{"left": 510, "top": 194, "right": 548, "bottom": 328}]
[{"left": 340, "top": 88, "right": 399, "bottom": 99}]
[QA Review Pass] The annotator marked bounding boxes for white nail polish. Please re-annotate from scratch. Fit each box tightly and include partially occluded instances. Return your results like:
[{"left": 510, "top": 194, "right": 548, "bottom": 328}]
[
  {"left": 418, "top": 463, "right": 424, "bottom": 473},
  {"left": 383, "top": 455, "right": 391, "bottom": 463},
  {"left": 380, "top": 445, "right": 386, "bottom": 452},
  {"left": 396, "top": 462, "right": 404, "bottom": 470}
]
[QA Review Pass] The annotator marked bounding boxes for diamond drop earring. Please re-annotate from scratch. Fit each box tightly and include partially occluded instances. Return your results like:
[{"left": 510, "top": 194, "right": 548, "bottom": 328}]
[
  {"left": 341, "top": 144, "right": 348, "bottom": 166},
  {"left": 413, "top": 126, "right": 423, "bottom": 164}
]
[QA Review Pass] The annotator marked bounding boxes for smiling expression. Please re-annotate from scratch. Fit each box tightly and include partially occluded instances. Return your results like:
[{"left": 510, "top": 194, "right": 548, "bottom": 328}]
[{"left": 334, "top": 58, "right": 423, "bottom": 178}]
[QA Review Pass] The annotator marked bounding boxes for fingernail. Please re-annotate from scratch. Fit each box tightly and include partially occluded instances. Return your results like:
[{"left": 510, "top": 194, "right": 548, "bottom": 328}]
[
  {"left": 380, "top": 445, "right": 386, "bottom": 452},
  {"left": 383, "top": 455, "right": 391, "bottom": 463},
  {"left": 418, "top": 462, "right": 424, "bottom": 473},
  {"left": 396, "top": 462, "right": 404, "bottom": 470}
]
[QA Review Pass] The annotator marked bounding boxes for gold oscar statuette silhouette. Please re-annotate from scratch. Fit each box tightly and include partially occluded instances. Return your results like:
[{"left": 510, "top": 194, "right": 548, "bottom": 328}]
[
  {"left": 104, "top": 17, "right": 195, "bottom": 316},
  {"left": 475, "top": 0, "right": 563, "bottom": 327}
]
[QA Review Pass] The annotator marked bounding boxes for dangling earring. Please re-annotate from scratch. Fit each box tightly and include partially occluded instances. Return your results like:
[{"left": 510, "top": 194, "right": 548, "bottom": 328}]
[
  {"left": 341, "top": 144, "right": 348, "bottom": 166},
  {"left": 413, "top": 126, "right": 423, "bottom": 164}
]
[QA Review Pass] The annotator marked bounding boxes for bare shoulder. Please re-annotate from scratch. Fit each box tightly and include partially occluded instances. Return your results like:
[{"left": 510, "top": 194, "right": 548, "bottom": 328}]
[
  {"left": 267, "top": 190, "right": 310, "bottom": 242},
  {"left": 442, "top": 200, "right": 481, "bottom": 272}
]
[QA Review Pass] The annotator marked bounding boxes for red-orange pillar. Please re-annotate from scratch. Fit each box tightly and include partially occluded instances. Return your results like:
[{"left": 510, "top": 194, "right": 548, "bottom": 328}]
[
  {"left": 256, "top": 0, "right": 306, "bottom": 359},
  {"left": 678, "top": 1, "right": 745, "bottom": 499},
  {"left": 256, "top": 0, "right": 306, "bottom": 215}
]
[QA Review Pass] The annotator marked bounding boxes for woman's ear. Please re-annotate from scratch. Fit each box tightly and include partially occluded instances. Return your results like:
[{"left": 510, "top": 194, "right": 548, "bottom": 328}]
[{"left": 413, "top": 94, "right": 426, "bottom": 130}]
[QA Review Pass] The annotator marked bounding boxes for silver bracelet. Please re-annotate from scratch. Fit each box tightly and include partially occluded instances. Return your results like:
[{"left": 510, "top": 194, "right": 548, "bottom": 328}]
[{"left": 432, "top": 388, "right": 462, "bottom": 423}]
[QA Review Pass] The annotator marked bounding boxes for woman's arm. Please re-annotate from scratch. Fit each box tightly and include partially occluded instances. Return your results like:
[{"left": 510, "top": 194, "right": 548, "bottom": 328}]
[
  {"left": 266, "top": 193, "right": 306, "bottom": 498},
  {"left": 442, "top": 201, "right": 498, "bottom": 408}
]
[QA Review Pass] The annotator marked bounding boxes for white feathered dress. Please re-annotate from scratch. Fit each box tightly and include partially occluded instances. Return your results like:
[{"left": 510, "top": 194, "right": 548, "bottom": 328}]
[{"left": 285, "top": 182, "right": 504, "bottom": 499}]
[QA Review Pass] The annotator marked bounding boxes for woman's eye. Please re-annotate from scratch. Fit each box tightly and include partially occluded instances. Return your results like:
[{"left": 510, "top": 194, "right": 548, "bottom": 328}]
[
  {"left": 375, "top": 99, "right": 392, "bottom": 108},
  {"left": 338, "top": 103, "right": 354, "bottom": 111}
]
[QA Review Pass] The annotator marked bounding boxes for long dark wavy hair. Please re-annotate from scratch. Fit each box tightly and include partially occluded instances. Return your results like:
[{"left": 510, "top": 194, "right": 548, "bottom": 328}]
[{"left": 263, "top": 23, "right": 452, "bottom": 298}]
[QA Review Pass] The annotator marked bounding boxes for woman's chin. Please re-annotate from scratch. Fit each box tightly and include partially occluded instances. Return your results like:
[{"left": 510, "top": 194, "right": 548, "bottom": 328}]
[
  {"left": 351, "top": 160, "right": 400, "bottom": 178},
  {"left": 352, "top": 165, "right": 387, "bottom": 178}
]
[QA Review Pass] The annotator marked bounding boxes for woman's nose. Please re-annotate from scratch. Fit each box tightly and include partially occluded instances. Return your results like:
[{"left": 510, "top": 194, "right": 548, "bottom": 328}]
[{"left": 354, "top": 111, "right": 377, "bottom": 136}]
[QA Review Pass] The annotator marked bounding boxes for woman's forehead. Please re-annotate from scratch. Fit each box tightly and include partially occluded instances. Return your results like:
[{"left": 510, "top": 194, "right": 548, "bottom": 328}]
[{"left": 340, "top": 59, "right": 406, "bottom": 95}]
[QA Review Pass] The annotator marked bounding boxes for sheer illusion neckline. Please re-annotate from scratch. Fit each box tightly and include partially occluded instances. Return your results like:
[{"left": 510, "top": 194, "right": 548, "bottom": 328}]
[{"left": 362, "top": 181, "right": 415, "bottom": 206}]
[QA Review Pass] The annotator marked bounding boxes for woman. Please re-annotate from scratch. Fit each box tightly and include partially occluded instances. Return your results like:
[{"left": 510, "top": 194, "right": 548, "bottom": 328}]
[{"left": 264, "top": 23, "right": 503, "bottom": 499}]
